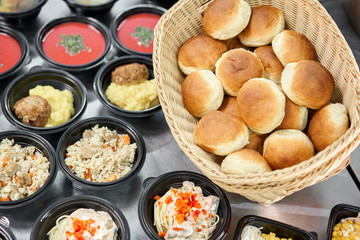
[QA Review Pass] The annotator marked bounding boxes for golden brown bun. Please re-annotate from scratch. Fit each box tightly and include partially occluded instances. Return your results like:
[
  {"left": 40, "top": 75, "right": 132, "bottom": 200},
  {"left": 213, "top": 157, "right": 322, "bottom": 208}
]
[
  {"left": 272, "top": 30, "right": 316, "bottom": 66},
  {"left": 236, "top": 78, "right": 286, "bottom": 134},
  {"left": 243, "top": 131, "right": 267, "bottom": 155},
  {"left": 308, "top": 103, "right": 349, "bottom": 152},
  {"left": 194, "top": 111, "right": 249, "bottom": 156},
  {"left": 276, "top": 96, "right": 308, "bottom": 131},
  {"left": 203, "top": 0, "right": 251, "bottom": 40},
  {"left": 215, "top": 49, "right": 264, "bottom": 96},
  {"left": 254, "top": 45, "right": 284, "bottom": 82},
  {"left": 281, "top": 60, "right": 335, "bottom": 110},
  {"left": 221, "top": 149, "right": 272, "bottom": 174},
  {"left": 223, "top": 37, "right": 253, "bottom": 51},
  {"left": 178, "top": 35, "right": 227, "bottom": 75},
  {"left": 263, "top": 129, "right": 315, "bottom": 170},
  {"left": 182, "top": 70, "right": 224, "bottom": 117},
  {"left": 239, "top": 5, "right": 285, "bottom": 47},
  {"left": 218, "top": 95, "right": 240, "bottom": 118}
]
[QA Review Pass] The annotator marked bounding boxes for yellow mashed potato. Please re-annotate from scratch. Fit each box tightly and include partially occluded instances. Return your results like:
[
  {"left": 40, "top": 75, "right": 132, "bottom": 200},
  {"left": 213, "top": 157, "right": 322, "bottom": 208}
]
[
  {"left": 29, "top": 85, "right": 75, "bottom": 127},
  {"left": 105, "top": 79, "right": 159, "bottom": 111}
]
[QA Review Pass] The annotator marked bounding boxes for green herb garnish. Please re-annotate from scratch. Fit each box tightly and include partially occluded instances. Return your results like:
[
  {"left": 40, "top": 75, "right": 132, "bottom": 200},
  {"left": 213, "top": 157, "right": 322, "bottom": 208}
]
[
  {"left": 58, "top": 34, "right": 90, "bottom": 56},
  {"left": 130, "top": 26, "right": 154, "bottom": 47},
  {"left": 0, "top": 64, "right": 3, "bottom": 68}
]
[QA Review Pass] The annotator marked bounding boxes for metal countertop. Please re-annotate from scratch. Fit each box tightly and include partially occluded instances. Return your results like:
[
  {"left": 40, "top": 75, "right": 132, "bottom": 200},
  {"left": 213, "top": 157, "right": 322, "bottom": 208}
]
[{"left": 0, "top": 0, "right": 360, "bottom": 239}]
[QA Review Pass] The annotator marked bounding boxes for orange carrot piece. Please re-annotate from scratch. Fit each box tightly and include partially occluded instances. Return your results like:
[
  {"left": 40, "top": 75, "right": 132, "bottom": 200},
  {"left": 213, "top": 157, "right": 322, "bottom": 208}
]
[
  {"left": 84, "top": 168, "right": 91, "bottom": 180},
  {"left": 0, "top": 196, "right": 10, "bottom": 201},
  {"left": 2, "top": 157, "right": 9, "bottom": 167},
  {"left": 122, "top": 135, "right": 130, "bottom": 145},
  {"left": 154, "top": 195, "right": 161, "bottom": 201},
  {"left": 1, "top": 181, "right": 7, "bottom": 187},
  {"left": 104, "top": 174, "right": 117, "bottom": 182}
]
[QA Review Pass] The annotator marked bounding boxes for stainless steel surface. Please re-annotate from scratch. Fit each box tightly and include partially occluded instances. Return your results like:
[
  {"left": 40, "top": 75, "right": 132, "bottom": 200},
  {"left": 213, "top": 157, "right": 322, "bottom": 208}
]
[{"left": 0, "top": 0, "right": 359, "bottom": 239}]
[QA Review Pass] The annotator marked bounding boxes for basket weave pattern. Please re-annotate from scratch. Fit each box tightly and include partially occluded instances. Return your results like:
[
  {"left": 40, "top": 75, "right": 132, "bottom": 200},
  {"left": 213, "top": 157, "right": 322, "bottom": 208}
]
[{"left": 153, "top": 0, "right": 360, "bottom": 204}]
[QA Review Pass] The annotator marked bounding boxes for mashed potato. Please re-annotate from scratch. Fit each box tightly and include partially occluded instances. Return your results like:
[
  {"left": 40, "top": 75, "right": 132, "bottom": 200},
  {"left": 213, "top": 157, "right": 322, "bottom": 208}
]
[
  {"left": 29, "top": 85, "right": 74, "bottom": 127},
  {"left": 105, "top": 79, "right": 159, "bottom": 111}
]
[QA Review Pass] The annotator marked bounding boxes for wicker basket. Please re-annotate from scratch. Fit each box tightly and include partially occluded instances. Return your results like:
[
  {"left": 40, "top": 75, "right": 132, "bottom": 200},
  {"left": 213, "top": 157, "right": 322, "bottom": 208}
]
[{"left": 153, "top": 0, "right": 360, "bottom": 204}]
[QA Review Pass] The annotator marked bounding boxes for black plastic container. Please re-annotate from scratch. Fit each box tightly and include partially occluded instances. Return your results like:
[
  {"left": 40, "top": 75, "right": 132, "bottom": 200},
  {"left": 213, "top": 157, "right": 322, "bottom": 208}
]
[
  {"left": 30, "top": 195, "right": 130, "bottom": 240},
  {"left": 233, "top": 215, "right": 317, "bottom": 240},
  {"left": 138, "top": 171, "right": 231, "bottom": 240},
  {"left": 0, "top": 131, "right": 57, "bottom": 209},
  {"left": 0, "top": 25, "right": 29, "bottom": 80},
  {"left": 64, "top": 0, "right": 118, "bottom": 15},
  {"left": 56, "top": 116, "right": 146, "bottom": 190},
  {"left": 1, "top": 67, "right": 87, "bottom": 134},
  {"left": 0, "top": 218, "right": 16, "bottom": 240},
  {"left": 110, "top": 4, "right": 166, "bottom": 56},
  {"left": 0, "top": 0, "right": 48, "bottom": 25},
  {"left": 94, "top": 55, "right": 161, "bottom": 117},
  {"left": 326, "top": 203, "right": 360, "bottom": 240},
  {"left": 35, "top": 16, "right": 111, "bottom": 72}
]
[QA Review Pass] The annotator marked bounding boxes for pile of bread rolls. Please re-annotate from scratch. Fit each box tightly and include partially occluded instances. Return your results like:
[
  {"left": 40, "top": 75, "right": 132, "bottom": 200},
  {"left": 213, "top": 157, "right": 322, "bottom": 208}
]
[{"left": 178, "top": 0, "right": 349, "bottom": 175}]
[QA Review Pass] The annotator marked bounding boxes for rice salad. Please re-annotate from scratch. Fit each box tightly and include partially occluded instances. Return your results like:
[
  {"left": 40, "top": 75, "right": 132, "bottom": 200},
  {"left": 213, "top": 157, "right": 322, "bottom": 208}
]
[
  {"left": 0, "top": 138, "right": 50, "bottom": 201},
  {"left": 65, "top": 125, "right": 137, "bottom": 182}
]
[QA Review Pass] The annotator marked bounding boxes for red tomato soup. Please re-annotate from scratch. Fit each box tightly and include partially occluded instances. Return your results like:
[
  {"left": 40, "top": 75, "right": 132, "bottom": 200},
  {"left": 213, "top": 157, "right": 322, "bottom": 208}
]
[
  {"left": 117, "top": 13, "right": 161, "bottom": 54},
  {"left": 42, "top": 22, "right": 106, "bottom": 65},
  {"left": 0, "top": 33, "right": 22, "bottom": 74}
]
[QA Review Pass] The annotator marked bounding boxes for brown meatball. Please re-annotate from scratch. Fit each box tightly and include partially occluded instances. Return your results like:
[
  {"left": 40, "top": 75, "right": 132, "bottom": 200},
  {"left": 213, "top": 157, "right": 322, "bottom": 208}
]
[
  {"left": 111, "top": 63, "right": 149, "bottom": 85},
  {"left": 13, "top": 95, "right": 51, "bottom": 127}
]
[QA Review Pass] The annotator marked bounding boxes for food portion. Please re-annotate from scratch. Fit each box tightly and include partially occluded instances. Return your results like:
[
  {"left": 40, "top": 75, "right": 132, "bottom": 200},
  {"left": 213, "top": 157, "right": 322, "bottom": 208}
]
[
  {"left": 13, "top": 95, "right": 51, "bottom": 127},
  {"left": 13, "top": 85, "right": 74, "bottom": 128},
  {"left": 0, "top": 32, "right": 22, "bottom": 74},
  {"left": 154, "top": 181, "right": 220, "bottom": 239},
  {"left": 0, "top": 0, "right": 39, "bottom": 13},
  {"left": 42, "top": 22, "right": 106, "bottom": 65},
  {"left": 117, "top": 13, "right": 161, "bottom": 54},
  {"left": 0, "top": 138, "right": 50, "bottom": 201},
  {"left": 105, "top": 62, "right": 159, "bottom": 111},
  {"left": 331, "top": 214, "right": 360, "bottom": 240},
  {"left": 175, "top": 0, "right": 350, "bottom": 174},
  {"left": 71, "top": 0, "right": 112, "bottom": 5},
  {"left": 240, "top": 225, "right": 293, "bottom": 240},
  {"left": 47, "top": 208, "right": 118, "bottom": 240},
  {"left": 65, "top": 125, "right": 137, "bottom": 182}
]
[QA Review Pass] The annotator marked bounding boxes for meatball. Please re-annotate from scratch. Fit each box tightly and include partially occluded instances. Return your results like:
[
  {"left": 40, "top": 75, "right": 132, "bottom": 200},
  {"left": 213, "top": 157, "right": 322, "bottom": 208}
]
[
  {"left": 111, "top": 63, "right": 149, "bottom": 85},
  {"left": 12, "top": 95, "right": 51, "bottom": 127}
]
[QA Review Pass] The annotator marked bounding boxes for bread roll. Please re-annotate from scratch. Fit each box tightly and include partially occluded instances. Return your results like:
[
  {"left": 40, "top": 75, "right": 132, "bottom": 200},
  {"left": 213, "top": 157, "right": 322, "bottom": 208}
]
[
  {"left": 281, "top": 60, "right": 334, "bottom": 110},
  {"left": 254, "top": 45, "right": 284, "bottom": 82},
  {"left": 277, "top": 96, "right": 308, "bottom": 131},
  {"left": 239, "top": 5, "right": 285, "bottom": 47},
  {"left": 263, "top": 129, "right": 315, "bottom": 170},
  {"left": 223, "top": 37, "right": 253, "bottom": 51},
  {"left": 308, "top": 103, "right": 349, "bottom": 152},
  {"left": 178, "top": 35, "right": 227, "bottom": 75},
  {"left": 221, "top": 149, "right": 272, "bottom": 175},
  {"left": 236, "top": 78, "right": 286, "bottom": 134},
  {"left": 182, "top": 70, "right": 224, "bottom": 117},
  {"left": 218, "top": 94, "right": 240, "bottom": 118},
  {"left": 272, "top": 30, "right": 316, "bottom": 66},
  {"left": 194, "top": 111, "right": 249, "bottom": 156},
  {"left": 215, "top": 49, "right": 264, "bottom": 96},
  {"left": 243, "top": 131, "right": 267, "bottom": 155},
  {"left": 203, "top": 0, "right": 251, "bottom": 40}
]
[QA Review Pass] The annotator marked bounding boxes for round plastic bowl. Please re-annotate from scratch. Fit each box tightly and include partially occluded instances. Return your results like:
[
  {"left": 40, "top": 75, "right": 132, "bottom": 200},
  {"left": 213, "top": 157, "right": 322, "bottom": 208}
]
[
  {"left": 110, "top": 4, "right": 166, "bottom": 56},
  {"left": 56, "top": 116, "right": 146, "bottom": 190},
  {"left": 0, "top": 0, "right": 47, "bottom": 25},
  {"left": 64, "top": 0, "right": 118, "bottom": 15},
  {"left": 0, "top": 25, "right": 29, "bottom": 80},
  {"left": 1, "top": 67, "right": 87, "bottom": 134},
  {"left": 0, "top": 130, "right": 57, "bottom": 209},
  {"left": 30, "top": 195, "right": 130, "bottom": 240},
  {"left": 138, "top": 171, "right": 232, "bottom": 240},
  {"left": 35, "top": 16, "right": 111, "bottom": 71},
  {"left": 94, "top": 55, "right": 161, "bottom": 117}
]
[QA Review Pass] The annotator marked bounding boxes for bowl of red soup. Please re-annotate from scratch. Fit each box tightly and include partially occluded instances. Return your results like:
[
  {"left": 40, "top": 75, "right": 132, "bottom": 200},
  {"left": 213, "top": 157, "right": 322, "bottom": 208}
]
[
  {"left": 110, "top": 4, "right": 166, "bottom": 56},
  {"left": 0, "top": 0, "right": 47, "bottom": 25},
  {"left": 35, "top": 16, "right": 111, "bottom": 71},
  {"left": 0, "top": 25, "right": 28, "bottom": 80}
]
